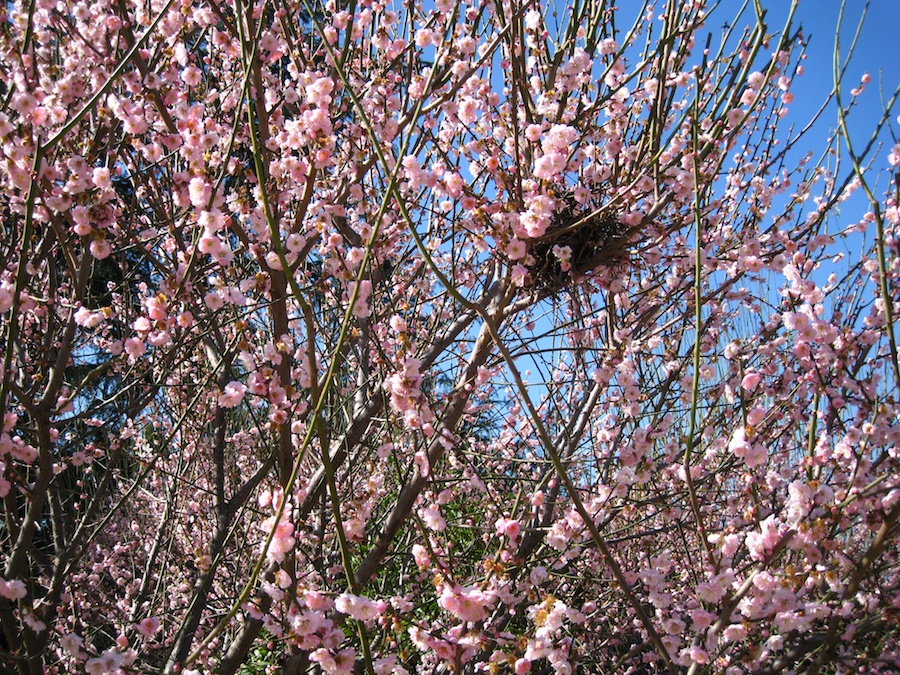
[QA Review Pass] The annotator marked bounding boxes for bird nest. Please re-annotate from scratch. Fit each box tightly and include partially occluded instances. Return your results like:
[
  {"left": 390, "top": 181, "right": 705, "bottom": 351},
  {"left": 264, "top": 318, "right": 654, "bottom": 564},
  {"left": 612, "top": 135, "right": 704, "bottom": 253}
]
[{"left": 526, "top": 194, "right": 629, "bottom": 291}]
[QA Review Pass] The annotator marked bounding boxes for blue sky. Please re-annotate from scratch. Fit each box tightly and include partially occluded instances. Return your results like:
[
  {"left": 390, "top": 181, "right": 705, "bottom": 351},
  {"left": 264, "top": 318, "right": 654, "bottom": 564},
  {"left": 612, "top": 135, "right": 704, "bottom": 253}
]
[
  {"left": 696, "top": 0, "right": 899, "bottom": 293},
  {"left": 741, "top": 0, "right": 899, "bottom": 194}
]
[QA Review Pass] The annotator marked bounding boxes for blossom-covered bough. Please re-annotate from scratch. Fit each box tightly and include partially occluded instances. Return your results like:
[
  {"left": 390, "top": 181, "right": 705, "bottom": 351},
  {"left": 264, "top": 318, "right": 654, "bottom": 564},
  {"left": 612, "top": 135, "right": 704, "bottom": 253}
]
[{"left": 1, "top": 0, "right": 899, "bottom": 672}]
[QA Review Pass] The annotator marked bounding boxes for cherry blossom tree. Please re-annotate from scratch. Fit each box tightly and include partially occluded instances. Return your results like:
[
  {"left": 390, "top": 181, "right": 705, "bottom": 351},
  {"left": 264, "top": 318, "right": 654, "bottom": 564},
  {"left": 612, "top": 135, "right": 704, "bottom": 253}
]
[{"left": 1, "top": 0, "right": 899, "bottom": 673}]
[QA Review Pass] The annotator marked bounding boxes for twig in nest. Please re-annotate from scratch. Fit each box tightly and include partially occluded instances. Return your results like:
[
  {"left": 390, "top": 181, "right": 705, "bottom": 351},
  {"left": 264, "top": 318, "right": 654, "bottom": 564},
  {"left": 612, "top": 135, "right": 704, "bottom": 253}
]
[{"left": 526, "top": 194, "right": 630, "bottom": 291}]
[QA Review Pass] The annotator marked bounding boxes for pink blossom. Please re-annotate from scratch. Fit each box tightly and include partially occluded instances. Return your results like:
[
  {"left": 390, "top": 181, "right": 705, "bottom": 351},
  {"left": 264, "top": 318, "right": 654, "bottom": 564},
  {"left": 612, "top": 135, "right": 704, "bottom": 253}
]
[
  {"left": 181, "top": 66, "right": 202, "bottom": 87},
  {"left": 135, "top": 616, "right": 160, "bottom": 639},
  {"left": 60, "top": 633, "right": 84, "bottom": 656},
  {"left": 726, "top": 108, "right": 744, "bottom": 127},
  {"left": 728, "top": 426, "right": 750, "bottom": 457},
  {"left": 0, "top": 283, "right": 13, "bottom": 314},
  {"left": 439, "top": 585, "right": 492, "bottom": 622},
  {"left": 348, "top": 280, "right": 372, "bottom": 318},
  {"left": 529, "top": 566, "right": 548, "bottom": 586},
  {"left": 524, "top": 9, "right": 541, "bottom": 31},
  {"left": 413, "top": 450, "right": 429, "bottom": 477},
  {"left": 690, "top": 609, "right": 716, "bottom": 630},
  {"left": 0, "top": 578, "right": 26, "bottom": 600},
  {"left": 386, "top": 358, "right": 423, "bottom": 412},
  {"left": 419, "top": 504, "right": 446, "bottom": 531},
  {"left": 414, "top": 28, "right": 437, "bottom": 48},
  {"left": 291, "top": 610, "right": 323, "bottom": 636},
  {"left": 747, "top": 406, "right": 766, "bottom": 426},
  {"left": 218, "top": 381, "right": 247, "bottom": 408},
  {"left": 495, "top": 517, "right": 521, "bottom": 540},
  {"left": 306, "top": 77, "right": 335, "bottom": 107},
  {"left": 598, "top": 37, "right": 618, "bottom": 54},
  {"left": 741, "top": 371, "right": 762, "bottom": 390},
  {"left": 507, "top": 238, "right": 527, "bottom": 260},
  {"left": 541, "top": 125, "right": 578, "bottom": 155},
  {"left": 89, "top": 238, "right": 112, "bottom": 259},
  {"left": 204, "top": 292, "right": 224, "bottom": 310},
  {"left": 525, "top": 124, "right": 543, "bottom": 142},
  {"left": 746, "top": 515, "right": 784, "bottom": 561},
  {"left": 303, "top": 589, "right": 331, "bottom": 611},
  {"left": 534, "top": 153, "right": 566, "bottom": 180},
  {"left": 188, "top": 177, "right": 211, "bottom": 207},
  {"left": 389, "top": 315, "right": 407, "bottom": 333},
  {"left": 310, "top": 647, "right": 356, "bottom": 675},
  {"left": 683, "top": 646, "right": 709, "bottom": 664},
  {"left": 70, "top": 451, "right": 90, "bottom": 466},
  {"left": 74, "top": 306, "right": 104, "bottom": 328},
  {"left": 148, "top": 330, "right": 170, "bottom": 347},
  {"left": 888, "top": 143, "right": 900, "bottom": 167},
  {"left": 744, "top": 443, "right": 768, "bottom": 468},
  {"left": 85, "top": 650, "right": 122, "bottom": 675},
  {"left": 124, "top": 337, "right": 146, "bottom": 358},
  {"left": 511, "top": 264, "right": 529, "bottom": 286},
  {"left": 747, "top": 71, "right": 766, "bottom": 89},
  {"left": 92, "top": 166, "right": 112, "bottom": 190},
  {"left": 335, "top": 593, "right": 383, "bottom": 622},
  {"left": 412, "top": 544, "right": 429, "bottom": 569},
  {"left": 259, "top": 513, "right": 296, "bottom": 564}
]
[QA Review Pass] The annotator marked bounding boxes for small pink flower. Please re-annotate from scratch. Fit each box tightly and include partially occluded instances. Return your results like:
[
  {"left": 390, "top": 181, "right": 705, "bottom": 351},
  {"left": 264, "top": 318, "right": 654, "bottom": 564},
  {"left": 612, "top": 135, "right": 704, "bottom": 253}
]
[
  {"left": 291, "top": 610, "right": 323, "bottom": 636},
  {"left": 92, "top": 167, "right": 112, "bottom": 190},
  {"left": 181, "top": 66, "right": 202, "bottom": 87},
  {"left": 89, "top": 238, "right": 112, "bottom": 259},
  {"left": 511, "top": 264, "right": 529, "bottom": 287},
  {"left": 304, "top": 590, "right": 331, "bottom": 611},
  {"left": 439, "top": 585, "right": 492, "bottom": 622},
  {"left": 533, "top": 153, "right": 565, "bottom": 179},
  {"left": 204, "top": 292, "right": 224, "bottom": 310},
  {"left": 188, "top": 177, "right": 211, "bottom": 207},
  {"left": 683, "top": 646, "right": 709, "bottom": 664},
  {"left": 747, "top": 71, "right": 765, "bottom": 90},
  {"left": 728, "top": 426, "right": 750, "bottom": 457},
  {"left": 335, "top": 593, "right": 382, "bottom": 622},
  {"left": 74, "top": 306, "right": 104, "bottom": 328},
  {"left": 60, "top": 633, "right": 85, "bottom": 656},
  {"left": 507, "top": 238, "right": 527, "bottom": 260},
  {"left": 348, "top": 280, "right": 372, "bottom": 318},
  {"left": 525, "top": 124, "right": 543, "bottom": 142},
  {"left": 136, "top": 616, "right": 160, "bottom": 639},
  {"left": 218, "top": 381, "right": 247, "bottom": 408},
  {"left": 524, "top": 9, "right": 541, "bottom": 31},
  {"left": 0, "top": 578, "right": 26, "bottom": 600},
  {"left": 541, "top": 124, "right": 577, "bottom": 154},
  {"left": 747, "top": 406, "right": 766, "bottom": 426},
  {"left": 419, "top": 504, "right": 445, "bottom": 531},
  {"left": 198, "top": 233, "right": 219, "bottom": 255},
  {"left": 412, "top": 544, "right": 429, "bottom": 569},
  {"left": 742, "top": 255, "right": 764, "bottom": 272},
  {"left": 413, "top": 451, "right": 429, "bottom": 477},
  {"left": 599, "top": 37, "right": 618, "bottom": 54},
  {"left": 495, "top": 517, "right": 521, "bottom": 540},
  {"left": 744, "top": 443, "right": 768, "bottom": 468},
  {"left": 124, "top": 337, "right": 146, "bottom": 358},
  {"left": 741, "top": 372, "right": 762, "bottom": 391},
  {"left": 148, "top": 330, "right": 170, "bottom": 347}
]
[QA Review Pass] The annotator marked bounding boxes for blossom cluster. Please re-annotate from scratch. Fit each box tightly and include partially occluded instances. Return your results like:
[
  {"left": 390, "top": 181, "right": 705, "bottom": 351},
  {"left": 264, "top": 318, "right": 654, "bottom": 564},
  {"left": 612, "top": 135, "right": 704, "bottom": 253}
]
[{"left": 0, "top": 0, "right": 898, "bottom": 673}]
